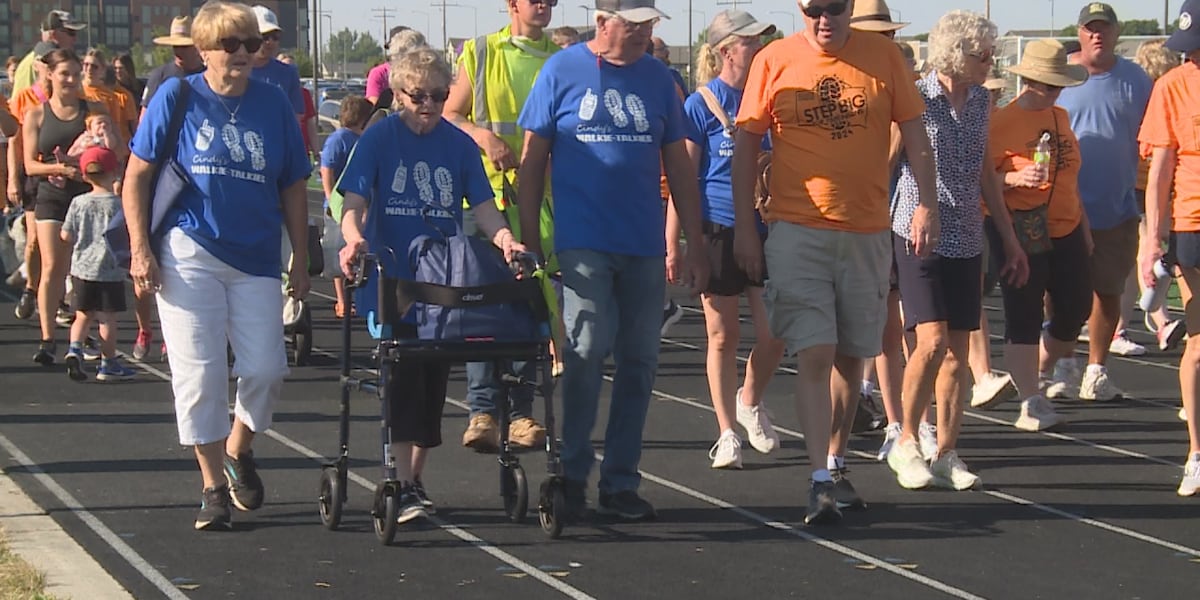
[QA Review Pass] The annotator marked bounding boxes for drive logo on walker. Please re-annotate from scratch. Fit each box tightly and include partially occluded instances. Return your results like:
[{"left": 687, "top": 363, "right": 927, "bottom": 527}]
[
  {"left": 189, "top": 118, "right": 269, "bottom": 183},
  {"left": 576, "top": 88, "right": 654, "bottom": 144}
]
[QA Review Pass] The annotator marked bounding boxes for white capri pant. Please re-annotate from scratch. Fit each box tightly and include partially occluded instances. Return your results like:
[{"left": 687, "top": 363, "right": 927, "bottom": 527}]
[{"left": 158, "top": 228, "right": 289, "bottom": 446}]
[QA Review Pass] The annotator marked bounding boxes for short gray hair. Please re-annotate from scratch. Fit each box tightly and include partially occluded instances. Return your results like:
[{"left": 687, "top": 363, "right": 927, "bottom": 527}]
[
  {"left": 926, "top": 10, "right": 997, "bottom": 79},
  {"left": 387, "top": 29, "right": 428, "bottom": 61}
]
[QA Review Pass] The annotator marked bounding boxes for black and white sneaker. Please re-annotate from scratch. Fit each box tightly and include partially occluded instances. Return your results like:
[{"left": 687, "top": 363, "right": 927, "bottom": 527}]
[
  {"left": 412, "top": 478, "right": 437, "bottom": 514},
  {"left": 597, "top": 489, "right": 656, "bottom": 521},
  {"left": 13, "top": 288, "right": 35, "bottom": 320},
  {"left": 830, "top": 469, "right": 867, "bottom": 510},
  {"left": 223, "top": 452, "right": 265, "bottom": 511},
  {"left": 661, "top": 300, "right": 684, "bottom": 337},
  {"left": 804, "top": 480, "right": 843, "bottom": 526},
  {"left": 32, "top": 341, "right": 55, "bottom": 366},
  {"left": 396, "top": 482, "right": 428, "bottom": 524},
  {"left": 195, "top": 485, "right": 233, "bottom": 531}
]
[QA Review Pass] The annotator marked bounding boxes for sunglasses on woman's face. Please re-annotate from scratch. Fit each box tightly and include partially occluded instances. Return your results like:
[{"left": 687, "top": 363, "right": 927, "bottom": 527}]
[
  {"left": 801, "top": 1, "right": 848, "bottom": 19},
  {"left": 218, "top": 37, "right": 264, "bottom": 54},
  {"left": 403, "top": 88, "right": 451, "bottom": 105}
]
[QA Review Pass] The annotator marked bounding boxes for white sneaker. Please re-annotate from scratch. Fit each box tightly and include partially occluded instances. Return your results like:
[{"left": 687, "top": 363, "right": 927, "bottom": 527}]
[
  {"left": 1079, "top": 365, "right": 1123, "bottom": 401},
  {"left": 930, "top": 450, "right": 981, "bottom": 490},
  {"left": 735, "top": 388, "right": 780, "bottom": 454},
  {"left": 1154, "top": 318, "right": 1186, "bottom": 352},
  {"left": 1179, "top": 455, "right": 1200, "bottom": 497},
  {"left": 887, "top": 438, "right": 933, "bottom": 490},
  {"left": 1014, "top": 395, "right": 1063, "bottom": 432},
  {"left": 1181, "top": 407, "right": 1188, "bottom": 422},
  {"left": 877, "top": 422, "right": 901, "bottom": 461},
  {"left": 1076, "top": 324, "right": 1089, "bottom": 343},
  {"left": 918, "top": 421, "right": 938, "bottom": 460},
  {"left": 970, "top": 372, "right": 1018, "bottom": 409},
  {"left": 708, "top": 430, "right": 743, "bottom": 470},
  {"left": 1108, "top": 332, "right": 1146, "bottom": 357},
  {"left": 1045, "top": 358, "right": 1081, "bottom": 400}
]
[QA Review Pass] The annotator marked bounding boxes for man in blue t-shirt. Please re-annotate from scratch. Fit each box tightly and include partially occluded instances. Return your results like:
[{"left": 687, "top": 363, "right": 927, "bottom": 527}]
[
  {"left": 250, "top": 5, "right": 305, "bottom": 118},
  {"left": 516, "top": 0, "right": 710, "bottom": 523},
  {"left": 1056, "top": 3, "right": 1153, "bottom": 402}
]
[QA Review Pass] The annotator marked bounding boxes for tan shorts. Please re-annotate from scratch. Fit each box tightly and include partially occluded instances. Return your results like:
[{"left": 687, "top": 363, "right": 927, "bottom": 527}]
[
  {"left": 764, "top": 222, "right": 890, "bottom": 358},
  {"left": 1090, "top": 217, "right": 1139, "bottom": 297}
]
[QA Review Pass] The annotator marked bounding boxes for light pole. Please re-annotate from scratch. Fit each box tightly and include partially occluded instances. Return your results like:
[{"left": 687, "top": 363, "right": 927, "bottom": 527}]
[
  {"left": 1049, "top": 0, "right": 1055, "bottom": 34},
  {"left": 579, "top": 4, "right": 593, "bottom": 26},
  {"left": 769, "top": 10, "right": 795, "bottom": 34},
  {"left": 320, "top": 13, "right": 332, "bottom": 77}
]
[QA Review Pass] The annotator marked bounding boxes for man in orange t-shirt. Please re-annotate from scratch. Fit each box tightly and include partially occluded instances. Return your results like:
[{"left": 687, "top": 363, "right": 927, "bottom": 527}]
[{"left": 731, "top": 0, "right": 939, "bottom": 525}]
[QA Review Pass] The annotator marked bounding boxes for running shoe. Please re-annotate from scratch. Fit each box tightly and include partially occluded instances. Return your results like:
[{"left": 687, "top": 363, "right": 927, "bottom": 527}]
[
  {"left": 1181, "top": 407, "right": 1188, "bottom": 422},
  {"left": 195, "top": 485, "right": 233, "bottom": 531},
  {"left": 5, "top": 268, "right": 25, "bottom": 289},
  {"left": 918, "top": 421, "right": 938, "bottom": 460},
  {"left": 887, "top": 438, "right": 933, "bottom": 490},
  {"left": 1076, "top": 325, "right": 1089, "bottom": 343},
  {"left": 396, "top": 482, "right": 427, "bottom": 524},
  {"left": 1179, "top": 455, "right": 1200, "bottom": 497},
  {"left": 563, "top": 479, "right": 589, "bottom": 522},
  {"left": 1014, "top": 395, "right": 1063, "bottom": 432},
  {"left": 970, "top": 372, "right": 1018, "bottom": 409},
  {"left": 55, "top": 303, "right": 74, "bottom": 327},
  {"left": 81, "top": 336, "right": 101, "bottom": 361},
  {"left": 412, "top": 477, "right": 437, "bottom": 514},
  {"left": 597, "top": 489, "right": 656, "bottom": 521},
  {"left": 96, "top": 358, "right": 137, "bottom": 381},
  {"left": 661, "top": 300, "right": 684, "bottom": 337},
  {"left": 708, "top": 430, "right": 743, "bottom": 470},
  {"left": 13, "top": 288, "right": 35, "bottom": 320},
  {"left": 1044, "top": 358, "right": 1081, "bottom": 400},
  {"left": 735, "top": 387, "right": 780, "bottom": 454},
  {"left": 131, "top": 330, "right": 151, "bottom": 361},
  {"left": 32, "top": 341, "right": 55, "bottom": 366},
  {"left": 1108, "top": 331, "right": 1145, "bottom": 357},
  {"left": 1155, "top": 318, "right": 1186, "bottom": 352},
  {"left": 830, "top": 469, "right": 866, "bottom": 510},
  {"left": 1079, "top": 365, "right": 1122, "bottom": 401},
  {"left": 877, "top": 422, "right": 901, "bottom": 461},
  {"left": 804, "top": 480, "right": 842, "bottom": 525},
  {"left": 223, "top": 451, "right": 265, "bottom": 511},
  {"left": 930, "top": 450, "right": 981, "bottom": 491},
  {"left": 852, "top": 391, "right": 886, "bottom": 433},
  {"left": 64, "top": 347, "right": 86, "bottom": 382}
]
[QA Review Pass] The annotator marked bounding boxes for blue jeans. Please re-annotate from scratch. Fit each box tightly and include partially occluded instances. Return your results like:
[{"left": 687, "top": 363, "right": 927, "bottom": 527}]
[
  {"left": 558, "top": 249, "right": 664, "bottom": 494},
  {"left": 466, "top": 360, "right": 536, "bottom": 419}
]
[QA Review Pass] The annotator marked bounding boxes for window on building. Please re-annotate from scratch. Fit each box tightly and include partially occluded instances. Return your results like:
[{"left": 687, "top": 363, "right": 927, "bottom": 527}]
[
  {"left": 106, "top": 26, "right": 129, "bottom": 47},
  {"left": 109, "top": 5, "right": 130, "bottom": 24},
  {"left": 20, "top": 3, "right": 31, "bottom": 23}
]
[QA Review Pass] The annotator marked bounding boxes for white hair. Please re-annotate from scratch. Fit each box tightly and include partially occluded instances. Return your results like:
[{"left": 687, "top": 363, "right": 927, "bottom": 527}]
[
  {"left": 387, "top": 29, "right": 428, "bottom": 61},
  {"left": 926, "top": 10, "right": 997, "bottom": 79}
]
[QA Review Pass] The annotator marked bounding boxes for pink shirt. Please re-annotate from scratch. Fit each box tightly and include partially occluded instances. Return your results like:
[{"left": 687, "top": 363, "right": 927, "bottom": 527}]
[{"left": 366, "top": 63, "right": 390, "bottom": 101}]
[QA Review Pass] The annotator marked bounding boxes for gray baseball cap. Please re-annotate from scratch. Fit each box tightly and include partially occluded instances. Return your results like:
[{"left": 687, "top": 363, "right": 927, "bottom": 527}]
[
  {"left": 707, "top": 10, "right": 776, "bottom": 45},
  {"left": 595, "top": 0, "right": 669, "bottom": 24}
]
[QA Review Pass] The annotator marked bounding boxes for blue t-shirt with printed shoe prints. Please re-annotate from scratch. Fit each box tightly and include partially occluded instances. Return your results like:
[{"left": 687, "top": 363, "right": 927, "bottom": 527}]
[
  {"left": 336, "top": 113, "right": 494, "bottom": 322},
  {"left": 517, "top": 43, "right": 691, "bottom": 257},
  {"left": 684, "top": 77, "right": 769, "bottom": 232},
  {"left": 130, "top": 74, "right": 312, "bottom": 278}
]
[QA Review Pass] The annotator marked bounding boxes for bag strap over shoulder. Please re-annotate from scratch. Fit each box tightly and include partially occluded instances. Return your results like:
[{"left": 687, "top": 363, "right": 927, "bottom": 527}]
[
  {"left": 697, "top": 86, "right": 734, "bottom": 137},
  {"left": 156, "top": 81, "right": 191, "bottom": 175}
]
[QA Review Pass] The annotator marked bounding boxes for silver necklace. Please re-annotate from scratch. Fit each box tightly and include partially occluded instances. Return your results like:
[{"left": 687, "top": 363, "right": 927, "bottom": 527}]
[{"left": 213, "top": 93, "right": 244, "bottom": 124}]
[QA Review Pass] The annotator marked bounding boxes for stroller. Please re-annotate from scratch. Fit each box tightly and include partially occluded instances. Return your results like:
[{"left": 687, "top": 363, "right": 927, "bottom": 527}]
[{"left": 316, "top": 250, "right": 569, "bottom": 545}]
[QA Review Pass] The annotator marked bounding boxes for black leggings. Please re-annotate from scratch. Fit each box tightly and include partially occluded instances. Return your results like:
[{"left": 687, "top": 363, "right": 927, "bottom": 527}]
[
  {"left": 382, "top": 324, "right": 450, "bottom": 447},
  {"left": 985, "top": 218, "right": 1093, "bottom": 345}
]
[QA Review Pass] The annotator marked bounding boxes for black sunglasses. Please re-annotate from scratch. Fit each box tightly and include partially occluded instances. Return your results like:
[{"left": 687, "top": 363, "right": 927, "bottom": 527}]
[
  {"left": 402, "top": 88, "right": 450, "bottom": 104},
  {"left": 801, "top": 1, "right": 848, "bottom": 19},
  {"left": 263, "top": 32, "right": 281, "bottom": 42},
  {"left": 528, "top": 0, "right": 558, "bottom": 6},
  {"left": 218, "top": 37, "right": 264, "bottom": 54}
]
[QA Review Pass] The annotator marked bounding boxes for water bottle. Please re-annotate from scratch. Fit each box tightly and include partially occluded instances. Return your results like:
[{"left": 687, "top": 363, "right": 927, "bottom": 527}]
[
  {"left": 1139, "top": 258, "right": 1174, "bottom": 313},
  {"left": 1033, "top": 132, "right": 1052, "bottom": 185}
]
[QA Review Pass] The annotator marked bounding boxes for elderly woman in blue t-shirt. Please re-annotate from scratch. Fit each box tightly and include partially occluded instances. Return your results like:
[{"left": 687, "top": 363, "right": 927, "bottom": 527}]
[
  {"left": 337, "top": 47, "right": 524, "bottom": 525},
  {"left": 123, "top": 0, "right": 311, "bottom": 531}
]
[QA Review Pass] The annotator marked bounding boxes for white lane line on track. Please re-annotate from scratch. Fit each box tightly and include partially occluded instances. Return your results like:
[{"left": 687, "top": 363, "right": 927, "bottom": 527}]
[
  {"left": 129, "top": 347, "right": 597, "bottom": 600},
  {"left": 0, "top": 434, "right": 190, "bottom": 600}
]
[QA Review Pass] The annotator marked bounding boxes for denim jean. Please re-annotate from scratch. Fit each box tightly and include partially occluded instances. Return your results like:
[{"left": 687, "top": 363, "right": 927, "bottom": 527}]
[
  {"left": 558, "top": 249, "right": 665, "bottom": 494},
  {"left": 466, "top": 360, "right": 536, "bottom": 419}
]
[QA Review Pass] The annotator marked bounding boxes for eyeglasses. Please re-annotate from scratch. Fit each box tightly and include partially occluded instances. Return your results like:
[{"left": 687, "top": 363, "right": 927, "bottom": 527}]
[
  {"left": 263, "top": 32, "right": 281, "bottom": 42},
  {"left": 218, "top": 37, "right": 264, "bottom": 54},
  {"left": 402, "top": 88, "right": 450, "bottom": 104},
  {"left": 968, "top": 50, "right": 994, "bottom": 63},
  {"left": 528, "top": 0, "right": 558, "bottom": 6},
  {"left": 801, "top": 1, "right": 848, "bottom": 19},
  {"left": 615, "top": 16, "right": 659, "bottom": 29}
]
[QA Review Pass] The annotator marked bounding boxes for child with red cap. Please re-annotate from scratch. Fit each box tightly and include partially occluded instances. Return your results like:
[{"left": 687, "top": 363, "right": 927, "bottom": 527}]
[{"left": 60, "top": 146, "right": 136, "bottom": 382}]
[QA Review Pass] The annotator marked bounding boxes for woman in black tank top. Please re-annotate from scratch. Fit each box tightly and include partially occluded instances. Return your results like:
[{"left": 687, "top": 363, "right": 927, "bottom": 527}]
[{"left": 21, "top": 48, "right": 100, "bottom": 363}]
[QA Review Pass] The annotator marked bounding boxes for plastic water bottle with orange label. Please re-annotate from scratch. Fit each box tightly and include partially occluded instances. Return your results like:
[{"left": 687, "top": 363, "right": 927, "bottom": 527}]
[{"left": 1033, "top": 132, "right": 1052, "bottom": 185}]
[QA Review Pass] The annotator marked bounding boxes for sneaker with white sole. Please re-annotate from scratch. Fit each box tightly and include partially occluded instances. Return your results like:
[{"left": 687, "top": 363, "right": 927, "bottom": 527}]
[
  {"left": 918, "top": 422, "right": 938, "bottom": 460},
  {"left": 830, "top": 469, "right": 866, "bottom": 510},
  {"left": 1014, "top": 395, "right": 1063, "bottom": 432},
  {"left": 661, "top": 300, "right": 684, "bottom": 337},
  {"left": 708, "top": 430, "right": 743, "bottom": 470},
  {"left": 1179, "top": 454, "right": 1200, "bottom": 497},
  {"left": 877, "top": 422, "right": 901, "bottom": 461},
  {"left": 930, "top": 450, "right": 981, "bottom": 490},
  {"left": 1181, "top": 407, "right": 1188, "bottom": 422},
  {"left": 1045, "top": 358, "right": 1081, "bottom": 400},
  {"left": 887, "top": 438, "right": 933, "bottom": 489},
  {"left": 1108, "top": 332, "right": 1146, "bottom": 357},
  {"left": 1079, "top": 365, "right": 1122, "bottom": 401},
  {"left": 970, "top": 372, "right": 1018, "bottom": 409},
  {"left": 1156, "top": 319, "right": 1186, "bottom": 352},
  {"left": 735, "top": 388, "right": 780, "bottom": 454}
]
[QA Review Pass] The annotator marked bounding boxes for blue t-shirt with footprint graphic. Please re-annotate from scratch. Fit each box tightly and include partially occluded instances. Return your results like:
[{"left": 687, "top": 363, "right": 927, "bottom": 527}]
[
  {"left": 130, "top": 74, "right": 311, "bottom": 277},
  {"left": 518, "top": 43, "right": 690, "bottom": 257}
]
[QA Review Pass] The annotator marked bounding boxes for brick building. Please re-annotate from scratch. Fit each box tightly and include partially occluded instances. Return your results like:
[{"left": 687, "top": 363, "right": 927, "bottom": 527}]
[{"left": 0, "top": 0, "right": 309, "bottom": 60}]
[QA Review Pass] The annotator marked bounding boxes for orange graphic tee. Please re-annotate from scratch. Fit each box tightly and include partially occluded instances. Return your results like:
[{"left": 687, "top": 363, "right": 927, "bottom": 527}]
[
  {"left": 1138, "top": 61, "right": 1200, "bottom": 232},
  {"left": 988, "top": 103, "right": 1083, "bottom": 238},
  {"left": 736, "top": 31, "right": 925, "bottom": 233}
]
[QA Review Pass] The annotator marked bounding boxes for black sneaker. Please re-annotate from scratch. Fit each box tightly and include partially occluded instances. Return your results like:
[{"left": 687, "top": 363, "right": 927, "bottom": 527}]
[
  {"left": 597, "top": 489, "right": 656, "bottom": 521},
  {"left": 14, "top": 288, "right": 35, "bottom": 320},
  {"left": 396, "top": 482, "right": 428, "bottom": 524},
  {"left": 64, "top": 348, "right": 86, "bottom": 382},
  {"left": 660, "top": 300, "right": 684, "bottom": 337},
  {"left": 223, "top": 452, "right": 264, "bottom": 511},
  {"left": 563, "top": 479, "right": 589, "bottom": 522},
  {"left": 805, "top": 480, "right": 843, "bottom": 526},
  {"left": 195, "top": 485, "right": 233, "bottom": 531},
  {"left": 412, "top": 477, "right": 437, "bottom": 514},
  {"left": 830, "top": 469, "right": 867, "bottom": 510},
  {"left": 55, "top": 303, "right": 74, "bottom": 328},
  {"left": 32, "top": 341, "right": 55, "bottom": 366},
  {"left": 852, "top": 392, "right": 886, "bottom": 433}
]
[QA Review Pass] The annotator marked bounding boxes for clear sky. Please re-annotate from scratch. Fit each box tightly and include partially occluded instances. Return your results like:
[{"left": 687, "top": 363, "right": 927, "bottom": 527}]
[{"left": 317, "top": 0, "right": 1179, "bottom": 50}]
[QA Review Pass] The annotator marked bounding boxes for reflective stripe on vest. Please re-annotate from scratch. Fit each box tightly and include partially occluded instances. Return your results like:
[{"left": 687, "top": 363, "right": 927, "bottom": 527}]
[{"left": 471, "top": 33, "right": 524, "bottom": 137}]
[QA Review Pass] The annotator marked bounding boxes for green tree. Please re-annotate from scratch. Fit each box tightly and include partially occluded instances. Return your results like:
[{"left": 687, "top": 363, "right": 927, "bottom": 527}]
[
  {"left": 912, "top": 33, "right": 929, "bottom": 42},
  {"left": 1058, "top": 25, "right": 1078, "bottom": 36},
  {"left": 293, "top": 49, "right": 315, "bottom": 78},
  {"left": 324, "top": 28, "right": 384, "bottom": 65},
  {"left": 1121, "top": 19, "right": 1165, "bottom": 35}
]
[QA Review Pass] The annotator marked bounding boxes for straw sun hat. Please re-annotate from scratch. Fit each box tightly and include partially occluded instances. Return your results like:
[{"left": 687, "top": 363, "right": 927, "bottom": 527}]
[
  {"left": 1007, "top": 39, "right": 1088, "bottom": 88},
  {"left": 153, "top": 16, "right": 193, "bottom": 46},
  {"left": 849, "top": 0, "right": 909, "bottom": 33}
]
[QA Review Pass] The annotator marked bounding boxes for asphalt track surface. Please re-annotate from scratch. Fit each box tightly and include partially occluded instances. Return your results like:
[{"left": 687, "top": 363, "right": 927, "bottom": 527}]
[{"left": 1, "top": 193, "right": 1197, "bottom": 599}]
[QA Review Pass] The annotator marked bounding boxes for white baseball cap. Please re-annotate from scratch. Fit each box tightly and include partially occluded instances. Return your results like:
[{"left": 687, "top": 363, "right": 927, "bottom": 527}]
[
  {"left": 594, "top": 0, "right": 669, "bottom": 24},
  {"left": 252, "top": 5, "right": 282, "bottom": 34}
]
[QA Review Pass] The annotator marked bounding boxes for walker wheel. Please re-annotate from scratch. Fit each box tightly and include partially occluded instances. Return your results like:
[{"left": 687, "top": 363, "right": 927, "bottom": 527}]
[
  {"left": 539, "top": 480, "right": 565, "bottom": 539},
  {"left": 318, "top": 467, "right": 343, "bottom": 530},
  {"left": 502, "top": 464, "right": 528, "bottom": 523},
  {"left": 372, "top": 482, "right": 399, "bottom": 545}
]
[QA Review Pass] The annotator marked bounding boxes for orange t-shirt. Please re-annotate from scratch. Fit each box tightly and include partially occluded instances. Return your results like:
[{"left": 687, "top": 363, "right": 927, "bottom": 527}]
[
  {"left": 1138, "top": 61, "right": 1200, "bottom": 231},
  {"left": 9, "top": 85, "right": 46, "bottom": 126},
  {"left": 735, "top": 31, "right": 925, "bottom": 233},
  {"left": 83, "top": 84, "right": 137, "bottom": 145},
  {"left": 988, "top": 103, "right": 1083, "bottom": 238}
]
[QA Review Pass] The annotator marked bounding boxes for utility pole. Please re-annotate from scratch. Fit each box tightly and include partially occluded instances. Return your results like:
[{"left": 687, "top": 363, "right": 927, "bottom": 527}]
[
  {"left": 371, "top": 7, "right": 396, "bottom": 48},
  {"left": 986, "top": 0, "right": 990, "bottom": 20},
  {"left": 433, "top": 0, "right": 449, "bottom": 56},
  {"left": 1166, "top": 0, "right": 1171, "bottom": 35}
]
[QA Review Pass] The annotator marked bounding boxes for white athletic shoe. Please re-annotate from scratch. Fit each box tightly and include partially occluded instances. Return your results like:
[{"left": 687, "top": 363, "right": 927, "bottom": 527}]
[
  {"left": 708, "top": 430, "right": 743, "bottom": 470},
  {"left": 877, "top": 422, "right": 901, "bottom": 461},
  {"left": 918, "top": 421, "right": 938, "bottom": 461},
  {"left": 1181, "top": 407, "right": 1188, "bottom": 422},
  {"left": 1079, "top": 365, "right": 1123, "bottom": 401},
  {"left": 1108, "top": 332, "right": 1146, "bottom": 357},
  {"left": 1045, "top": 358, "right": 1081, "bottom": 400},
  {"left": 1014, "top": 395, "right": 1063, "bottom": 432},
  {"left": 970, "top": 372, "right": 1018, "bottom": 409},
  {"left": 887, "top": 438, "right": 933, "bottom": 490},
  {"left": 1178, "top": 454, "right": 1200, "bottom": 497},
  {"left": 930, "top": 450, "right": 981, "bottom": 491},
  {"left": 735, "top": 388, "right": 780, "bottom": 454},
  {"left": 1154, "top": 318, "right": 1186, "bottom": 352}
]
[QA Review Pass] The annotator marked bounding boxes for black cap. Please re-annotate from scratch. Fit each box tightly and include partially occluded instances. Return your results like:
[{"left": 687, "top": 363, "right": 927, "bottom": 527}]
[
  {"left": 42, "top": 9, "right": 85, "bottom": 32},
  {"left": 1077, "top": 2, "right": 1117, "bottom": 26},
  {"left": 1168, "top": 0, "right": 1200, "bottom": 53}
]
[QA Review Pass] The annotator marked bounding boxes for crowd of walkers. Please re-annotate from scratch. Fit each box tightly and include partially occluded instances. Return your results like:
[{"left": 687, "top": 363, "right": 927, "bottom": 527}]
[{"left": 3, "top": 0, "right": 1200, "bottom": 531}]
